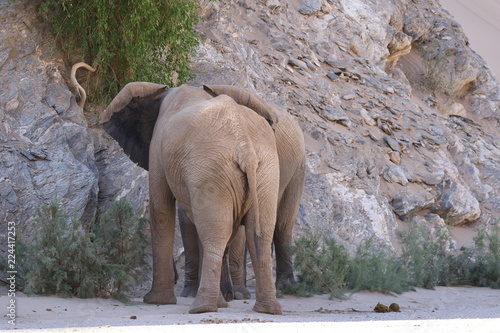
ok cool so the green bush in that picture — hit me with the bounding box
[347,237,410,295]
[399,223,451,289]
[18,200,149,301]
[288,222,500,299]
[38,0,200,101]
[286,233,350,298]
[92,200,150,301]
[440,225,500,288]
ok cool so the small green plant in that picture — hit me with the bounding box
[445,225,500,289]
[38,0,200,101]
[17,201,102,297]
[18,200,149,301]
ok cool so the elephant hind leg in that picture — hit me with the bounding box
[188,243,227,314]
[244,207,282,315]
[188,203,233,314]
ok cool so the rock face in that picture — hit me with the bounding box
[191,0,500,248]
[1,0,499,252]
[0,1,148,240]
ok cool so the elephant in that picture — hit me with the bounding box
[180,85,306,300]
[101,83,283,315]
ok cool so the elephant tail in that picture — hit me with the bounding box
[245,158,263,261]
[237,140,262,261]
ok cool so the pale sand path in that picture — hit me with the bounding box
[2,286,500,332]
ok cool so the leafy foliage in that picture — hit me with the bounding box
[285,233,349,298]
[288,222,500,299]
[348,237,410,295]
[38,0,199,101]
[399,223,451,289]
[92,200,150,301]
[17,200,149,301]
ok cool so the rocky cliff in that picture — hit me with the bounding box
[0,0,149,238]
[1,0,499,252]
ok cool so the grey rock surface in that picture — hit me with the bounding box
[1,0,499,254]
[192,0,500,248]
[0,1,148,243]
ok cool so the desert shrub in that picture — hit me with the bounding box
[288,222,500,299]
[286,233,350,298]
[38,0,199,101]
[441,225,500,289]
[17,200,149,301]
[17,202,102,297]
[399,223,451,289]
[347,237,411,295]
[92,200,150,301]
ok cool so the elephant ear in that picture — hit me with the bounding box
[203,85,279,127]
[101,82,169,170]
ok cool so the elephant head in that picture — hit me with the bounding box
[101,82,169,170]
[203,85,279,127]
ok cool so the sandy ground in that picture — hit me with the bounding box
[440,0,500,79]
[2,286,500,332]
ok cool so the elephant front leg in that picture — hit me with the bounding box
[229,225,251,299]
[143,191,177,305]
[220,247,234,301]
[178,206,200,298]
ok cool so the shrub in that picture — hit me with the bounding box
[288,222,500,299]
[347,237,411,295]
[17,201,102,297]
[286,233,350,298]
[38,0,200,101]
[444,225,500,289]
[399,223,451,289]
[18,200,149,301]
[92,200,150,301]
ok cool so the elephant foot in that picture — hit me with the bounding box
[189,297,218,314]
[253,299,282,315]
[222,291,234,302]
[217,293,229,308]
[144,290,177,305]
[233,286,251,300]
[276,275,296,292]
[180,283,199,298]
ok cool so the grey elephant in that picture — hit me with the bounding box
[101,83,282,314]
[180,86,306,301]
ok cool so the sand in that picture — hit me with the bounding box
[2,285,500,332]
[440,0,500,79]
